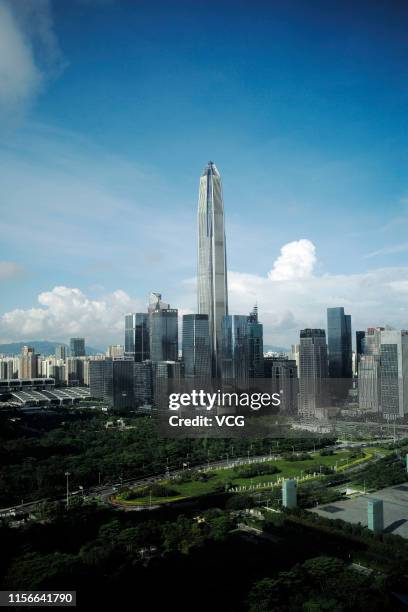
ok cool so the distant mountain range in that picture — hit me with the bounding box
[0,340,290,358]
[264,344,290,354]
[0,341,104,357]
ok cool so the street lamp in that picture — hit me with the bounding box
[65,471,70,509]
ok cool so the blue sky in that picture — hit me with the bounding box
[1,0,408,347]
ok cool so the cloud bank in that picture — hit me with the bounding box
[1,242,408,348]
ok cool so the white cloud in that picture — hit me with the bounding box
[0,286,145,347]
[268,239,316,281]
[227,263,408,347]
[0,0,65,116]
[0,0,41,112]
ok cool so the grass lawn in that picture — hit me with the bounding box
[114,447,389,507]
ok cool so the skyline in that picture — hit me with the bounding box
[1,0,408,346]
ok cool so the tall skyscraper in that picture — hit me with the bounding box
[380,329,408,418]
[70,337,85,357]
[358,327,383,413]
[247,305,264,379]
[221,315,249,389]
[182,314,211,383]
[125,313,150,361]
[327,307,352,379]
[149,293,178,362]
[299,329,328,416]
[197,162,228,377]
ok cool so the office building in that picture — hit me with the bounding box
[264,356,298,414]
[221,315,249,388]
[247,306,264,379]
[299,329,328,416]
[134,360,153,407]
[149,294,178,362]
[355,330,365,373]
[89,359,135,410]
[182,314,211,383]
[65,357,84,386]
[125,313,150,361]
[70,337,85,357]
[358,354,381,413]
[197,162,228,377]
[380,329,408,418]
[153,361,182,409]
[327,308,352,399]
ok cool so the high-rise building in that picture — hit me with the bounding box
[358,327,383,413]
[65,357,84,386]
[153,361,182,409]
[264,356,298,414]
[197,162,228,377]
[247,306,264,379]
[358,355,381,413]
[355,330,366,373]
[380,329,408,418]
[125,313,150,361]
[55,345,67,360]
[134,360,153,407]
[299,329,328,416]
[182,314,211,383]
[221,315,249,389]
[327,307,352,380]
[19,346,38,379]
[89,359,135,410]
[107,344,125,359]
[149,294,178,362]
[0,358,18,380]
[70,337,85,357]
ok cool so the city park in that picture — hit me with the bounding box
[113,445,391,508]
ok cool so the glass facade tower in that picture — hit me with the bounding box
[125,313,150,361]
[380,329,408,417]
[149,296,178,362]
[221,315,249,389]
[182,314,211,383]
[70,337,85,357]
[299,328,328,416]
[197,162,228,377]
[327,307,352,379]
[247,305,264,378]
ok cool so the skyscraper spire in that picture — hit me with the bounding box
[197,161,228,377]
